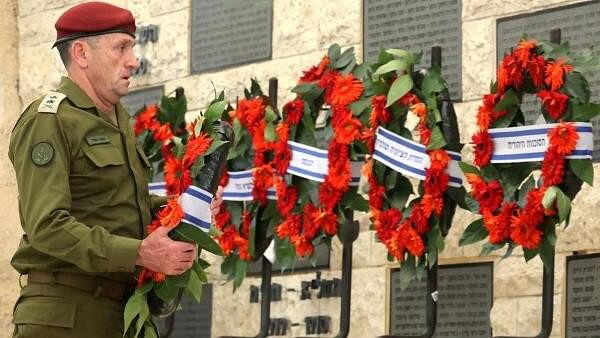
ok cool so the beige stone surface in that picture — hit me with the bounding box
[273,0,361,59]
[463,0,588,21]
[0,0,22,336]
[462,18,496,101]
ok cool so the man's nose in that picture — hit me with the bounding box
[127,54,141,72]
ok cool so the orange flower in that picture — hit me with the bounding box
[158,198,184,228]
[237,98,265,128]
[134,104,158,136]
[410,102,427,122]
[399,223,425,257]
[537,90,568,120]
[528,55,546,88]
[510,211,543,249]
[428,149,450,172]
[299,56,330,83]
[370,95,390,128]
[328,74,364,106]
[152,272,166,283]
[334,115,363,144]
[541,149,565,187]
[315,209,338,235]
[471,130,494,167]
[283,98,304,125]
[291,235,314,257]
[421,193,443,217]
[548,122,579,156]
[182,133,212,168]
[153,123,174,143]
[514,39,538,67]
[544,58,573,91]
[497,54,523,93]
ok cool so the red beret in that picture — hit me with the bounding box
[53,2,136,47]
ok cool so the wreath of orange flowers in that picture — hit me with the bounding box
[461,38,600,265]
[362,49,463,285]
[273,44,370,258]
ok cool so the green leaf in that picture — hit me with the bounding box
[480,242,505,256]
[569,159,594,186]
[518,175,536,207]
[386,74,414,107]
[427,226,443,266]
[187,269,203,302]
[373,59,410,77]
[494,89,519,112]
[427,126,447,150]
[491,107,518,128]
[204,139,228,157]
[389,189,409,210]
[572,103,600,121]
[398,255,417,290]
[275,238,296,270]
[134,296,150,338]
[563,72,590,104]
[265,106,278,122]
[123,292,144,334]
[458,219,488,246]
[264,122,276,142]
[233,259,248,291]
[169,270,191,287]
[421,68,446,96]
[459,161,480,175]
[248,220,256,257]
[386,48,413,61]
[555,188,571,223]
[144,323,159,338]
[155,278,180,302]
[328,44,341,61]
[523,248,538,262]
[204,100,227,123]
[464,193,480,213]
[350,98,371,116]
[345,193,369,212]
[174,222,223,256]
[542,186,558,209]
[538,230,556,270]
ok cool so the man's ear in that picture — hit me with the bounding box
[70,40,89,69]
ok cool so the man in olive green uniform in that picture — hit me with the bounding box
[10,2,209,337]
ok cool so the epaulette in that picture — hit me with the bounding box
[37,91,67,114]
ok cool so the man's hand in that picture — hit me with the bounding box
[135,226,197,275]
[211,186,224,223]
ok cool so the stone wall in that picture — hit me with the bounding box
[0,0,21,335]
[2,0,598,337]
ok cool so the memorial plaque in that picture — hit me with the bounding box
[155,284,213,338]
[121,85,164,117]
[389,263,492,337]
[191,0,272,73]
[497,1,600,161]
[566,253,600,338]
[363,0,462,100]
[248,242,330,275]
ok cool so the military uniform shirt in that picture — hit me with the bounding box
[9,77,158,281]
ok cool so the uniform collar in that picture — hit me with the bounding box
[57,76,96,109]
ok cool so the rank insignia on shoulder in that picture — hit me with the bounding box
[38,91,67,114]
[31,142,55,166]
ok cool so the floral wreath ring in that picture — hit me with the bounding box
[462,38,599,266]
[364,48,464,284]
[273,44,371,258]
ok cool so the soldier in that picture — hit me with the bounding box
[9,2,220,337]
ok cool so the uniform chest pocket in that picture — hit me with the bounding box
[82,145,125,168]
